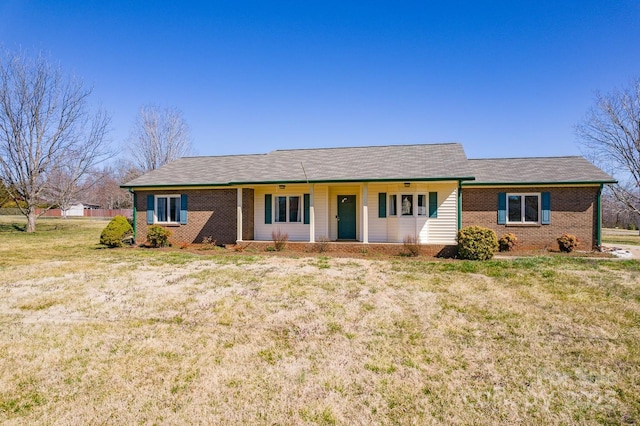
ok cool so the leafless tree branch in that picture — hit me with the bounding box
[0,49,112,231]
[127,104,191,172]
[577,77,640,226]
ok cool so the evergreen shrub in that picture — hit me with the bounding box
[99,215,133,248]
[457,226,498,260]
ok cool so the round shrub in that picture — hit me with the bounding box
[100,215,133,248]
[146,225,172,248]
[457,226,498,260]
[498,233,517,252]
[557,233,579,252]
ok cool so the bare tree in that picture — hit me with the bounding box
[0,180,10,207]
[0,49,111,231]
[577,78,640,223]
[44,165,98,218]
[81,163,135,209]
[127,105,191,172]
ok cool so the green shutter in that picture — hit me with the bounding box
[378,193,387,218]
[265,194,272,224]
[180,194,188,225]
[146,195,154,224]
[541,192,551,224]
[303,194,310,224]
[497,192,506,224]
[429,192,438,218]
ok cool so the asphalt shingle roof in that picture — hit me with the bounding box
[121,144,616,188]
[122,143,474,187]
[466,157,616,185]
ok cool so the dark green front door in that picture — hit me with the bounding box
[337,195,356,240]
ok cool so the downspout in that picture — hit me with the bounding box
[130,189,137,241]
[596,184,603,248]
[457,181,462,231]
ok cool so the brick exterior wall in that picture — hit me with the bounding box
[134,188,255,245]
[462,186,599,250]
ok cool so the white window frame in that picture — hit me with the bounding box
[389,193,428,217]
[155,195,181,224]
[507,193,541,224]
[417,194,427,216]
[274,195,303,223]
[401,194,413,216]
[389,194,397,216]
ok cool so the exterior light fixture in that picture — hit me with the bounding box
[278,185,286,190]
[404,182,410,187]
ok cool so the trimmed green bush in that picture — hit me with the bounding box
[557,233,579,252]
[456,226,498,260]
[147,225,172,248]
[99,215,133,248]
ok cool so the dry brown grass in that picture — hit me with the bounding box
[603,228,640,246]
[1,217,639,424]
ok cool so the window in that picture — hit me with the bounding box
[289,196,301,222]
[507,193,539,223]
[389,194,397,216]
[276,196,287,222]
[155,195,181,223]
[417,195,426,216]
[401,195,413,215]
[275,195,302,223]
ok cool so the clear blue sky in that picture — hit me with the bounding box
[1,1,639,160]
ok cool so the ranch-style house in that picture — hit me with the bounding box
[122,143,615,253]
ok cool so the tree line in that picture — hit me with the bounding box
[1,48,638,232]
[0,49,191,231]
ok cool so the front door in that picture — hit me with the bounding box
[337,195,356,240]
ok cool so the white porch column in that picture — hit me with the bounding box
[362,183,369,244]
[309,184,315,243]
[236,187,243,242]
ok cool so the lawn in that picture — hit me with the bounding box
[1,217,639,424]
[602,228,640,246]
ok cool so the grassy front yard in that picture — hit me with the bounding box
[1,217,639,424]
[603,228,640,246]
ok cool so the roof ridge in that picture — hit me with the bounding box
[271,142,460,153]
[470,155,584,161]
[180,153,268,159]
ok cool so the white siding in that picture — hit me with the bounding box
[426,185,458,244]
[366,182,458,244]
[312,185,329,240]
[253,184,329,242]
[252,182,458,244]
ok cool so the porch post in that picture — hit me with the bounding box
[363,183,369,243]
[596,184,603,247]
[309,184,315,243]
[457,182,463,231]
[236,187,243,242]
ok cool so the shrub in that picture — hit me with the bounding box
[146,225,172,248]
[272,228,288,251]
[402,234,421,257]
[498,233,517,252]
[200,236,217,250]
[456,226,498,260]
[99,215,133,248]
[557,233,579,253]
[314,236,330,253]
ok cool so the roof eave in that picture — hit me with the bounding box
[461,179,618,187]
